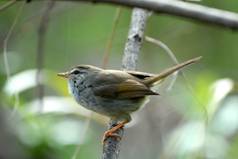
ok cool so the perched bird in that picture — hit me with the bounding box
[58,56,201,142]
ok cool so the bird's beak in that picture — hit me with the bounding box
[57,72,69,78]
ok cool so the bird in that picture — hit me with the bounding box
[57,56,201,142]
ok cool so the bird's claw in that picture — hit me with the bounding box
[102,131,122,144]
[101,120,128,144]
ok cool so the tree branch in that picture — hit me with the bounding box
[0,0,16,12]
[36,0,55,112]
[102,8,150,159]
[55,0,238,30]
[122,9,150,70]
[102,7,122,69]
[145,36,179,91]
[3,1,25,116]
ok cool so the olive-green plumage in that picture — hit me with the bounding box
[58,56,201,122]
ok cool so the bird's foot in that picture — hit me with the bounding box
[102,131,122,144]
[102,121,128,144]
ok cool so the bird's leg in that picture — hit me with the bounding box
[102,120,128,143]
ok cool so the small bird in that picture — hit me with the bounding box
[57,56,201,142]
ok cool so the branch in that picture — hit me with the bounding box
[145,36,208,123]
[122,9,150,70]
[36,0,55,112]
[102,8,150,159]
[0,0,16,12]
[3,1,25,116]
[145,36,179,91]
[60,0,238,30]
[102,7,122,68]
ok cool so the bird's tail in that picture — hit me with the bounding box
[144,56,202,86]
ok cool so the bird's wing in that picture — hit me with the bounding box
[126,70,155,80]
[93,78,158,99]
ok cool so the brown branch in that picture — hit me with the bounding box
[36,0,55,112]
[0,0,16,12]
[51,0,238,30]
[102,8,150,159]
[102,7,122,69]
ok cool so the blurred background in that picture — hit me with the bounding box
[0,0,238,159]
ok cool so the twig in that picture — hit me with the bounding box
[145,36,179,65]
[145,36,208,123]
[145,36,179,91]
[102,8,150,159]
[36,0,55,112]
[102,7,122,68]
[59,0,238,30]
[0,0,16,12]
[3,1,25,116]
[71,115,92,159]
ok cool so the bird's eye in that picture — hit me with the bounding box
[72,70,80,75]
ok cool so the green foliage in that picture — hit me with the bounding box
[1,1,238,159]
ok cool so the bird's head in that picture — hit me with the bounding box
[57,65,101,81]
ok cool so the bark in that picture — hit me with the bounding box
[102,8,150,159]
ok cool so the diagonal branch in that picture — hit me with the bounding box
[36,0,55,112]
[145,36,208,123]
[0,0,16,12]
[56,0,238,30]
[102,7,122,68]
[102,8,150,159]
[145,36,179,91]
